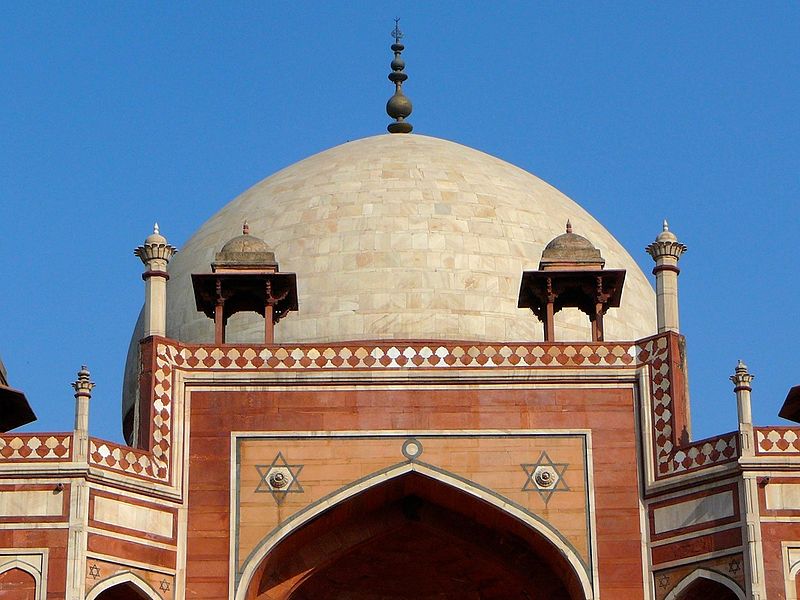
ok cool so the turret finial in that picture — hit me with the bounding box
[386,18,413,134]
[243,220,250,235]
[154,222,160,235]
[663,219,669,232]
[71,365,95,397]
[730,359,754,390]
[566,220,572,234]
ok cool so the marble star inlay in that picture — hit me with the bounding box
[521,451,569,505]
[657,573,670,590]
[255,451,304,504]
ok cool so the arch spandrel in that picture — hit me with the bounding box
[235,432,594,580]
[85,571,163,600]
[232,436,593,600]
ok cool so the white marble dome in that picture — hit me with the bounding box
[123,134,658,435]
[162,134,656,345]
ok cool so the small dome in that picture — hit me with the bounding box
[219,233,272,256]
[655,220,678,243]
[144,223,167,245]
[540,222,604,269]
[212,223,277,270]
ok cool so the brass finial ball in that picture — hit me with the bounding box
[387,93,412,120]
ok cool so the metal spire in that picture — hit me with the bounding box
[386,18,413,134]
[392,17,403,44]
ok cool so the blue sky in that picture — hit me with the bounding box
[1,3,798,442]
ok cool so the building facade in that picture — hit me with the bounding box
[1,108,799,598]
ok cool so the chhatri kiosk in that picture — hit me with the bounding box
[2,27,800,600]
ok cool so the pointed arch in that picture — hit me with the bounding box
[664,568,745,600]
[235,462,594,599]
[0,560,40,600]
[85,571,161,600]
[0,558,41,583]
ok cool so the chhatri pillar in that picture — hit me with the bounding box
[134,224,177,338]
[646,220,687,333]
[192,222,298,345]
[71,365,94,462]
[518,221,626,342]
[731,359,755,457]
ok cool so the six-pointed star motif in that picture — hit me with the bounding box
[255,451,304,504]
[728,557,742,575]
[657,573,670,590]
[521,451,569,504]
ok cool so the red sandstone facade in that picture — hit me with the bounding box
[3,323,799,598]
[1,158,798,600]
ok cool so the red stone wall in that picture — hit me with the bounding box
[186,384,644,598]
[0,568,36,599]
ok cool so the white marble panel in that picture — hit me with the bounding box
[766,484,800,510]
[0,490,62,518]
[93,496,173,538]
[653,491,735,534]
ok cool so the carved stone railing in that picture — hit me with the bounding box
[0,433,71,461]
[755,427,800,455]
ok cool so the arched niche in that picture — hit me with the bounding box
[0,565,37,599]
[86,572,161,600]
[238,466,592,599]
[664,568,744,600]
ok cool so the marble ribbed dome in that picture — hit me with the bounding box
[123,134,657,433]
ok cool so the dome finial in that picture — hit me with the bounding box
[566,220,572,234]
[386,18,413,134]
[243,220,250,235]
[663,219,669,232]
[153,222,160,235]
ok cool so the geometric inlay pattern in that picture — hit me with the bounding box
[0,333,741,488]
[167,342,637,370]
[89,441,162,480]
[755,427,800,455]
[85,342,178,483]
[522,451,569,505]
[638,336,738,479]
[656,572,670,590]
[728,556,742,575]
[0,434,71,460]
[255,452,304,504]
